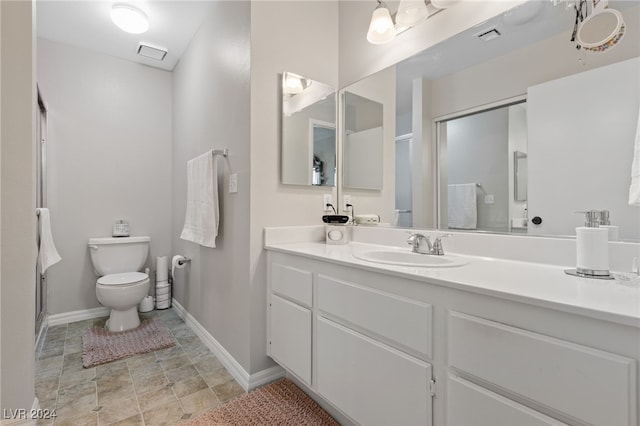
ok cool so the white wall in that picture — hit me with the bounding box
[172,1,252,371]
[37,39,172,314]
[250,1,339,374]
[1,0,36,411]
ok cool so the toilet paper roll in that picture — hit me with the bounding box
[156,256,168,282]
[156,287,170,296]
[172,255,187,279]
[576,227,609,273]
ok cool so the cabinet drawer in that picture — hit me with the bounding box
[317,275,432,358]
[448,312,636,425]
[447,375,567,426]
[317,317,432,426]
[271,262,312,307]
[269,294,311,385]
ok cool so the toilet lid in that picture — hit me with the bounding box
[98,272,148,286]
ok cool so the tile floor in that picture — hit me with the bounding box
[34,308,246,425]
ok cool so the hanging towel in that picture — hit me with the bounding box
[629,108,640,206]
[448,184,478,229]
[180,150,219,248]
[36,208,62,273]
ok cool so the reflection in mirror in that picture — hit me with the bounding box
[514,151,527,203]
[281,72,336,186]
[438,101,527,234]
[343,92,383,190]
[339,1,639,240]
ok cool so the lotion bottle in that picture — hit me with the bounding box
[575,210,610,277]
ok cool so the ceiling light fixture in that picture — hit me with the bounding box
[367,1,397,44]
[111,4,149,34]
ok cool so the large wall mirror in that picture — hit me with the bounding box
[339,1,639,241]
[282,72,337,186]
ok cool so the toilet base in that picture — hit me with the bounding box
[106,306,141,332]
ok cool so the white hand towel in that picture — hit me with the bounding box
[180,150,219,248]
[629,108,640,206]
[37,208,62,273]
[447,183,478,229]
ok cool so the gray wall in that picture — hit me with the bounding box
[37,39,173,314]
[1,0,36,411]
[171,1,252,371]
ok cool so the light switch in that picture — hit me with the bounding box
[228,173,238,193]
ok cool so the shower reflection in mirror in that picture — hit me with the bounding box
[438,101,528,234]
[281,72,337,187]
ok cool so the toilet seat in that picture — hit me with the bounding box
[97,272,148,287]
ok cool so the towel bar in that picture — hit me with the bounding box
[212,149,228,158]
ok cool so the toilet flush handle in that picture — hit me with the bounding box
[88,245,98,250]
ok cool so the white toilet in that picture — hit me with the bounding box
[88,236,151,332]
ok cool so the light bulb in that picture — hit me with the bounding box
[367,3,396,44]
[396,0,428,27]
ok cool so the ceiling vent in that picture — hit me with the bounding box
[137,43,167,61]
[475,27,501,42]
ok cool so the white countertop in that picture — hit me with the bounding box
[265,241,640,328]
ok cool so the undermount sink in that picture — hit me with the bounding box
[353,250,468,268]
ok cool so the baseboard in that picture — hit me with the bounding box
[172,298,285,391]
[47,306,110,326]
[0,398,39,425]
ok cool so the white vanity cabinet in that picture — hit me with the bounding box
[267,262,313,385]
[266,249,639,426]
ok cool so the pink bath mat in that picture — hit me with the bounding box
[82,319,175,368]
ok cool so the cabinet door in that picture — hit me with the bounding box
[317,316,432,425]
[447,375,567,426]
[269,294,311,385]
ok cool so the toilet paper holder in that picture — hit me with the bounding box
[178,257,191,266]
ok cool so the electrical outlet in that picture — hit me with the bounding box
[484,194,494,204]
[323,194,333,212]
[343,194,352,211]
[228,173,238,193]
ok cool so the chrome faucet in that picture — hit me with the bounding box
[407,233,451,255]
[407,233,432,254]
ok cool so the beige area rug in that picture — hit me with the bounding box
[82,319,175,368]
[185,378,339,426]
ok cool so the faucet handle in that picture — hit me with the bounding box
[432,233,451,255]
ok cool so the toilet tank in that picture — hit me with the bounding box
[88,236,150,276]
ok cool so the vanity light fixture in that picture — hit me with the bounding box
[283,72,311,95]
[367,0,397,44]
[111,4,149,34]
[396,0,429,27]
[367,0,444,45]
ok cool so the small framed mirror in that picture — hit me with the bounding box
[281,72,336,187]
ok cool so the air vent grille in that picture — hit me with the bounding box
[137,44,167,61]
